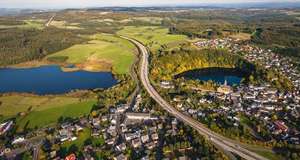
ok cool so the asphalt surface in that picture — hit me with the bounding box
[122,36,269,160]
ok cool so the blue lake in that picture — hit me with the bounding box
[176,67,248,86]
[0,65,118,95]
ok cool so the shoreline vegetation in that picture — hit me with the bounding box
[2,60,112,73]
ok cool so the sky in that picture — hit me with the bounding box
[0,0,299,9]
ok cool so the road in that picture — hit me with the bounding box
[122,36,269,160]
[45,14,55,27]
[32,145,40,160]
[4,136,44,160]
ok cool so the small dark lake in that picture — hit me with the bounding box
[0,65,118,95]
[176,67,249,86]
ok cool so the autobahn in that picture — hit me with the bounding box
[121,36,269,160]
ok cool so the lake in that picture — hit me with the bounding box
[0,65,118,95]
[176,67,248,86]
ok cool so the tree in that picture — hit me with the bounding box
[84,138,92,146]
[68,144,79,154]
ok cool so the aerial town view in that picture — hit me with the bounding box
[0,0,300,160]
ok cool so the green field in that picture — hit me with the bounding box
[117,26,188,51]
[16,100,96,130]
[49,20,82,30]
[0,20,45,29]
[0,95,96,129]
[47,34,136,74]
[255,150,283,160]
[62,128,91,149]
[132,17,163,25]
[0,95,92,116]
[61,128,105,154]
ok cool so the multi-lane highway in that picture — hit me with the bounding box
[122,36,269,160]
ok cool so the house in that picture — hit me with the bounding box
[107,125,117,137]
[75,124,83,132]
[125,133,137,141]
[59,129,71,142]
[0,121,13,135]
[151,133,159,141]
[116,104,129,113]
[114,154,128,160]
[132,138,142,148]
[50,151,57,158]
[106,138,115,145]
[126,112,157,121]
[145,142,156,150]
[91,129,100,137]
[92,118,101,128]
[141,135,150,143]
[217,80,233,94]
[274,121,289,133]
[160,81,175,89]
[65,154,76,160]
[116,143,127,152]
[12,137,25,144]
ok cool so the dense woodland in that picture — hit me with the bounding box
[0,27,85,65]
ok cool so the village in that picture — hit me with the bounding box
[1,38,300,159]
[160,38,300,145]
[0,93,204,160]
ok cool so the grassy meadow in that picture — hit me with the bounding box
[49,20,82,30]
[47,34,136,74]
[0,20,45,29]
[0,95,96,130]
[117,26,188,52]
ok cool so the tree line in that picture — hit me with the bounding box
[0,27,85,66]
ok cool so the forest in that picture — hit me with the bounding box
[0,27,85,65]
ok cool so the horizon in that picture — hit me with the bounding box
[1,0,300,9]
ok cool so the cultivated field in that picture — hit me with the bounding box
[0,19,45,29]
[47,34,136,74]
[49,20,82,30]
[117,26,188,52]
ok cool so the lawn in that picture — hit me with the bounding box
[61,128,105,154]
[117,26,188,52]
[62,128,91,149]
[47,34,136,74]
[16,100,96,130]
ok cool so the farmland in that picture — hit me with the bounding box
[47,34,137,74]
[0,94,97,130]
[117,26,188,52]
[0,19,45,29]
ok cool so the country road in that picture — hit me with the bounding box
[122,36,269,160]
[45,14,55,27]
